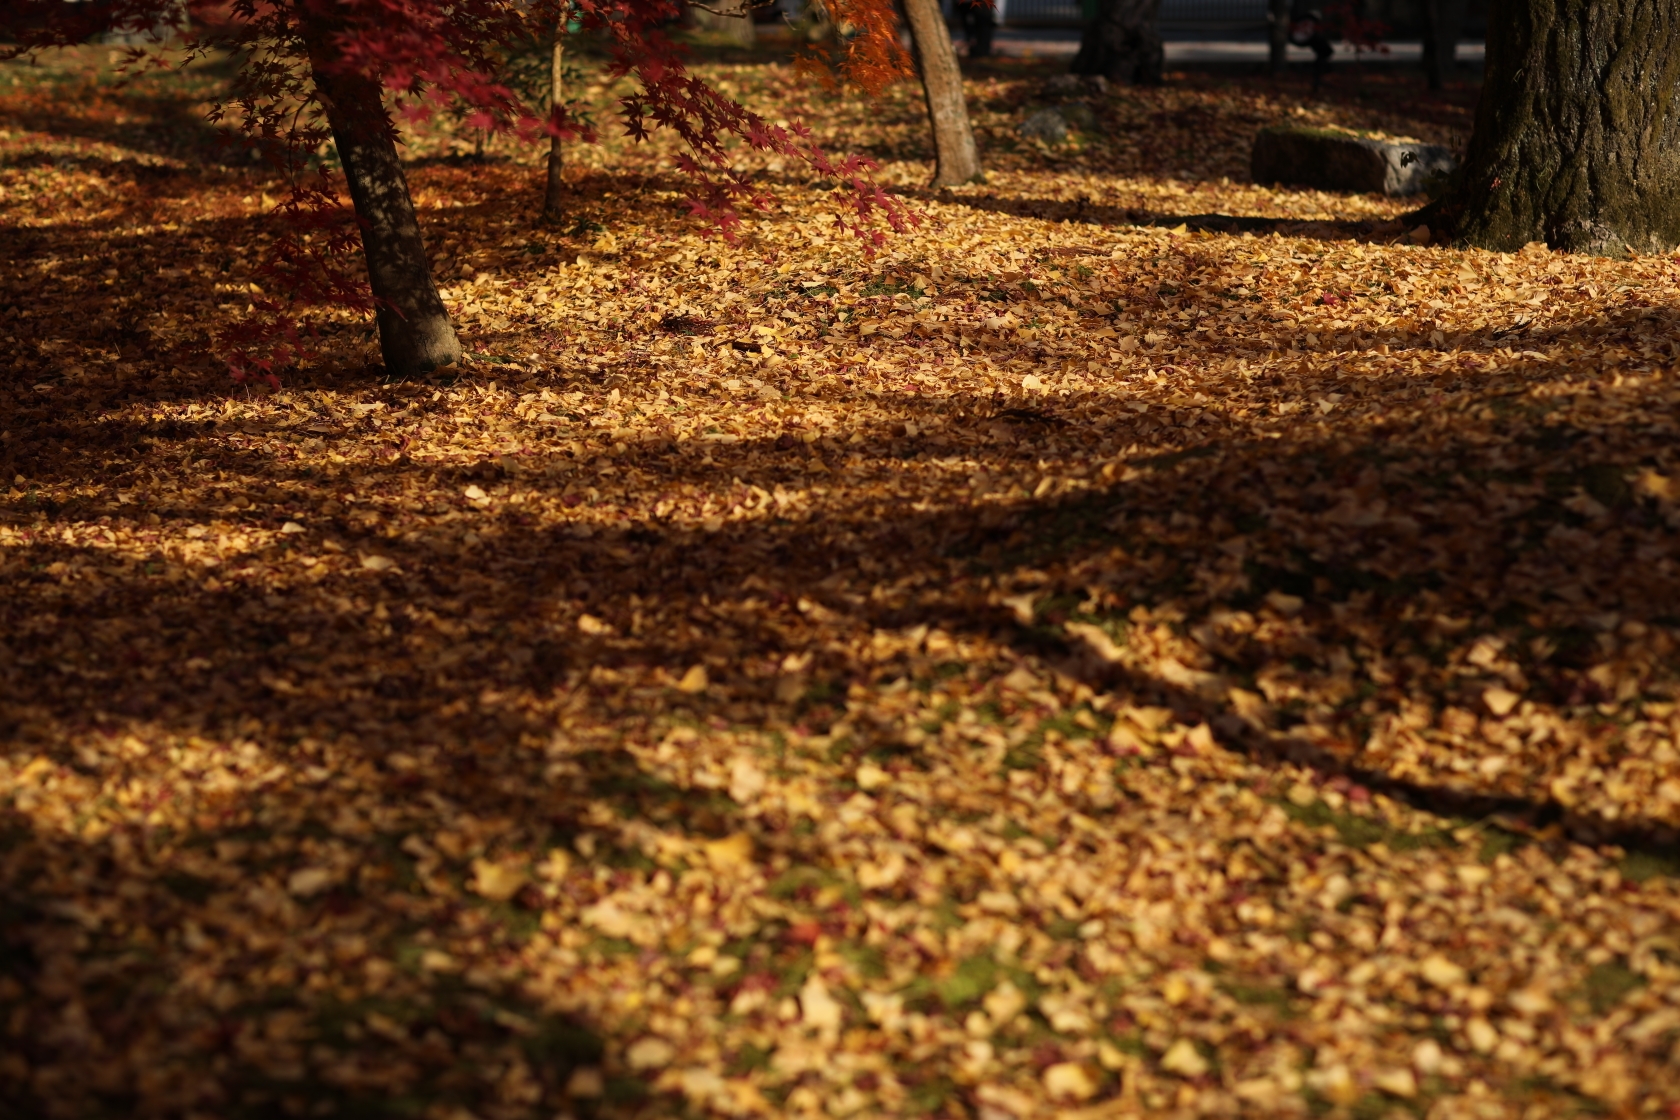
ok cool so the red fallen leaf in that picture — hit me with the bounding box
[733,973,777,994]
[1028,1042,1065,1070]
[785,920,823,946]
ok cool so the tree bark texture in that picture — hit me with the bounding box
[1267,0,1291,75]
[901,0,983,187]
[1422,0,1680,255]
[543,24,566,223]
[299,15,461,375]
[1072,0,1162,86]
[690,0,756,46]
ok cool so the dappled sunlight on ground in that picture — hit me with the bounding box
[3,44,1679,1120]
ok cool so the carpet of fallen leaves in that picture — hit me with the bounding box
[4,41,1680,1120]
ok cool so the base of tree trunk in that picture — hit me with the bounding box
[304,25,461,377]
[902,0,983,187]
[542,142,565,225]
[1416,0,1680,256]
[374,306,463,377]
[1072,0,1163,85]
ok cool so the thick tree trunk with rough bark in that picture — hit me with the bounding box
[1267,0,1290,75]
[542,24,566,223]
[690,0,756,46]
[1072,0,1162,86]
[300,17,461,375]
[1419,0,1680,255]
[902,0,983,187]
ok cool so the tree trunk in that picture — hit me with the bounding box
[1071,0,1162,85]
[542,21,566,223]
[299,17,461,375]
[1420,0,1462,91]
[958,0,995,58]
[691,0,757,46]
[902,0,983,187]
[1267,0,1291,75]
[1418,0,1680,255]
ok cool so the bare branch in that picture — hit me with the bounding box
[683,0,782,17]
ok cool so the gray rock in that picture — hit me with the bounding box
[1020,108,1069,145]
[1059,102,1098,132]
[1251,126,1457,197]
[1045,74,1109,97]
[1019,101,1099,144]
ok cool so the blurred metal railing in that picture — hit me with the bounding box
[991,0,1271,31]
[1159,0,1271,34]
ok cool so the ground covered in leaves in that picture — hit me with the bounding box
[4,41,1680,1120]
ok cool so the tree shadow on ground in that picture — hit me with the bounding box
[13,354,1680,829]
[0,54,249,168]
[6,373,1680,834]
[910,187,1406,245]
[0,798,612,1115]
[6,329,1680,1110]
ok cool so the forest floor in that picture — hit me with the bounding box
[4,38,1680,1120]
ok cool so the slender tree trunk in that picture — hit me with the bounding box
[299,17,461,375]
[542,16,566,223]
[1420,0,1461,91]
[691,0,757,46]
[902,0,983,187]
[1267,0,1291,76]
[1071,0,1162,85]
[1417,0,1680,255]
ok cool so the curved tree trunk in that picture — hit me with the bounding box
[1419,0,1680,255]
[1267,0,1291,76]
[902,0,983,187]
[1071,0,1162,86]
[299,17,461,375]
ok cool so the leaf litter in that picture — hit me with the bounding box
[3,45,1680,1120]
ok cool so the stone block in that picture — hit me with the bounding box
[1045,74,1109,97]
[1020,108,1069,144]
[1251,126,1457,197]
[1020,102,1098,144]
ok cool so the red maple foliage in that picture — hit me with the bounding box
[1323,2,1390,57]
[3,0,915,380]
